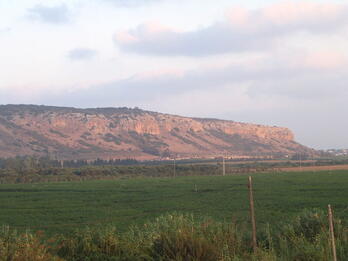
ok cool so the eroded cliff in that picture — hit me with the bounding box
[0,105,311,159]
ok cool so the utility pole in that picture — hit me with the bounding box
[173,157,176,178]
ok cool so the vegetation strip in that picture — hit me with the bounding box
[1,210,348,260]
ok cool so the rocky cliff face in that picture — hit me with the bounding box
[0,105,311,160]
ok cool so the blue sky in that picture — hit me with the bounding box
[1,0,348,149]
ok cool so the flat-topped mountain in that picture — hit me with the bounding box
[0,105,312,160]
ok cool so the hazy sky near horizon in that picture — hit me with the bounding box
[1,0,348,149]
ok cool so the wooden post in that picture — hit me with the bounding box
[248,176,257,252]
[222,157,226,176]
[328,204,337,261]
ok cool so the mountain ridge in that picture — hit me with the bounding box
[0,104,313,160]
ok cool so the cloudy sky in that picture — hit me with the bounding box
[1,0,348,149]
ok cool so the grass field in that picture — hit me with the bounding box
[0,170,347,236]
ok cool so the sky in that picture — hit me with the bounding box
[1,0,348,149]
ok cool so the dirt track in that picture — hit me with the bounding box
[278,164,348,172]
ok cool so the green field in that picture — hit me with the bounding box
[0,170,347,235]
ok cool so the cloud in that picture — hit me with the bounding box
[114,2,348,56]
[114,22,270,56]
[104,0,162,7]
[68,48,98,61]
[0,27,11,34]
[27,4,70,24]
[40,50,348,109]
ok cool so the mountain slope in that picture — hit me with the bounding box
[0,105,312,160]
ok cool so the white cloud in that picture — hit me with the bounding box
[68,48,98,60]
[27,4,70,24]
[103,0,163,7]
[0,27,11,34]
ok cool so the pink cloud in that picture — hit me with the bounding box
[226,7,250,27]
[115,21,176,45]
[114,1,348,56]
[302,51,346,70]
[135,68,185,79]
[261,2,345,26]
[225,2,348,32]
[115,31,139,44]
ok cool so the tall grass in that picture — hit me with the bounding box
[0,226,62,261]
[1,209,347,260]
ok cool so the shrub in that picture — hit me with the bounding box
[1,210,348,260]
[0,226,62,261]
[274,209,348,261]
[56,226,152,261]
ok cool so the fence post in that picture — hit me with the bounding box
[222,156,225,176]
[328,204,337,261]
[248,176,257,253]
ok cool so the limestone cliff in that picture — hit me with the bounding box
[0,105,312,160]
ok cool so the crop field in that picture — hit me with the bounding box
[0,170,348,236]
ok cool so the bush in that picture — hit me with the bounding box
[56,226,152,261]
[0,226,62,261]
[1,210,348,260]
[274,209,348,261]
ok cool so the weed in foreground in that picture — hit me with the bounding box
[1,209,348,261]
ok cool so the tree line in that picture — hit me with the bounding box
[0,156,139,170]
